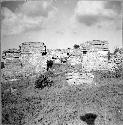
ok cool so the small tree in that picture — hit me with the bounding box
[1,62,5,69]
[73,44,80,49]
[107,50,111,60]
[35,74,53,89]
[113,47,120,55]
[47,60,53,71]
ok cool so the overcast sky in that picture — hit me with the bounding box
[1,0,123,52]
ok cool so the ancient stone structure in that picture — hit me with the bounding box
[19,42,46,54]
[19,42,47,66]
[2,49,21,69]
[65,71,94,86]
[1,42,48,79]
[80,40,109,54]
[2,40,122,81]
[82,51,109,72]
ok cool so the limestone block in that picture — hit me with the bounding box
[20,42,46,54]
[65,71,94,86]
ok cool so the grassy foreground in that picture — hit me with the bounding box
[1,63,123,125]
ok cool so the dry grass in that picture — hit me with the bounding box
[1,63,123,125]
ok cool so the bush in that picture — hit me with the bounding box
[73,44,80,49]
[1,62,5,69]
[35,74,53,89]
[47,60,53,71]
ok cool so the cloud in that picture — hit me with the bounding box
[1,1,56,36]
[104,1,122,14]
[56,30,64,35]
[18,1,53,17]
[74,1,122,28]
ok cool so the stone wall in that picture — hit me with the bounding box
[82,51,109,72]
[80,40,109,53]
[19,42,48,74]
[2,49,20,59]
[2,49,22,69]
[2,42,48,79]
[2,41,123,82]
[19,42,46,54]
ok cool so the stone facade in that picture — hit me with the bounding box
[2,49,21,69]
[2,49,20,59]
[80,40,109,54]
[2,42,48,79]
[19,42,46,54]
[19,42,47,73]
[2,40,122,81]
[19,42,46,64]
[82,51,108,72]
[65,71,94,86]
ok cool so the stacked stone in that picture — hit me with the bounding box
[19,42,46,54]
[19,42,47,74]
[82,51,109,72]
[65,71,94,86]
[2,49,21,69]
[67,55,82,66]
[80,40,109,52]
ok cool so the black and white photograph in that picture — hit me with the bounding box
[1,0,123,125]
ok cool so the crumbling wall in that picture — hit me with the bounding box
[67,55,82,65]
[19,42,46,54]
[65,71,94,86]
[2,49,22,69]
[19,42,48,74]
[82,51,109,72]
[80,40,109,53]
[1,42,48,80]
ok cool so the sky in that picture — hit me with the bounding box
[1,0,123,52]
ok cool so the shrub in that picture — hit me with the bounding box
[1,62,5,69]
[35,74,53,89]
[47,60,53,71]
[73,44,80,49]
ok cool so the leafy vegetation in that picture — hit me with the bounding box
[35,74,54,89]
[47,60,53,71]
[73,44,80,49]
[1,62,5,69]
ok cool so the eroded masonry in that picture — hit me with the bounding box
[1,40,123,83]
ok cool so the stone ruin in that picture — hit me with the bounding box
[80,40,109,53]
[19,42,46,54]
[1,40,123,83]
[2,48,21,69]
[19,42,46,66]
[65,40,122,86]
[1,42,48,80]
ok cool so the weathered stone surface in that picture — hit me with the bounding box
[2,48,22,69]
[65,71,94,86]
[82,51,108,72]
[2,48,20,59]
[67,55,82,66]
[80,40,109,52]
[19,42,46,54]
